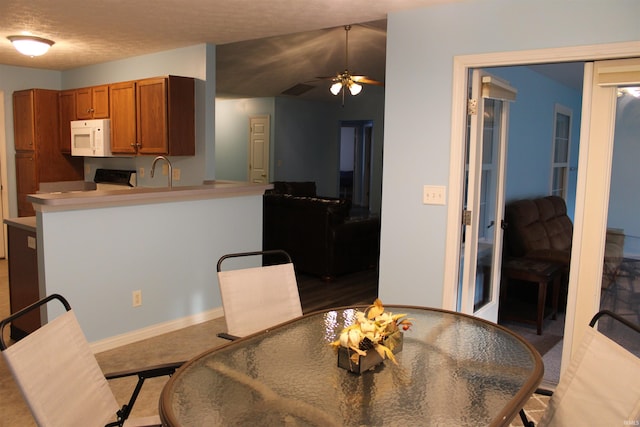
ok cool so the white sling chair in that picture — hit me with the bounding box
[216,250,303,340]
[0,294,183,427]
[520,310,640,426]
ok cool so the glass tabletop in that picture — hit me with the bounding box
[160,306,543,426]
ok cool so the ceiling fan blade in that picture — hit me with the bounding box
[315,75,338,81]
[352,76,384,86]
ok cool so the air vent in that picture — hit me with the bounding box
[281,83,315,96]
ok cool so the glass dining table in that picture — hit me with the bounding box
[159,305,543,426]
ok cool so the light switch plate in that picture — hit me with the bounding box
[423,185,446,205]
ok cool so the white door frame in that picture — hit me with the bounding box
[443,42,640,372]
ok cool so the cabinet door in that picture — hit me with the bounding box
[15,152,37,217]
[59,90,76,153]
[92,85,110,118]
[137,77,168,155]
[76,87,93,119]
[7,225,40,338]
[77,85,110,119]
[109,81,137,154]
[13,90,35,151]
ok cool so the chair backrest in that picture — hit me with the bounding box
[1,295,119,426]
[217,250,303,337]
[539,312,640,426]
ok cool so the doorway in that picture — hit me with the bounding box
[443,43,640,384]
[248,115,270,184]
[339,120,373,212]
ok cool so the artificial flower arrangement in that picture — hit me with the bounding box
[332,299,412,368]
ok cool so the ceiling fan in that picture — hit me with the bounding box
[318,25,384,103]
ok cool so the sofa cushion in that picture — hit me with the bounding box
[535,196,573,252]
[505,199,551,257]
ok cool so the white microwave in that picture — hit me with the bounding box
[71,119,111,157]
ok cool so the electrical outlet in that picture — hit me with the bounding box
[162,164,169,176]
[172,168,181,181]
[139,167,145,178]
[423,185,446,205]
[132,290,142,307]
[84,164,91,176]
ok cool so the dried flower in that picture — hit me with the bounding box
[331,299,412,364]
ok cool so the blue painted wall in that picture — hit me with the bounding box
[39,194,264,343]
[380,0,639,307]
[487,66,583,219]
[215,98,275,181]
[609,93,640,257]
[215,85,385,213]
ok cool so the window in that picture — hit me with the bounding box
[551,104,572,198]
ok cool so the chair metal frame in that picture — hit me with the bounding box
[0,294,184,427]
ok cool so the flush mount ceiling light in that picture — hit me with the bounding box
[7,35,55,57]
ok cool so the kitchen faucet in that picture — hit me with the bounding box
[150,156,172,188]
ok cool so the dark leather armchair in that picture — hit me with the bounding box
[263,182,380,279]
[504,195,625,286]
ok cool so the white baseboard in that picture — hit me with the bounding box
[90,306,225,354]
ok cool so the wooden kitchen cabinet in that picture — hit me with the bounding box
[5,218,40,340]
[76,85,109,119]
[13,89,85,217]
[15,152,37,216]
[110,75,195,156]
[59,89,77,153]
[109,81,137,155]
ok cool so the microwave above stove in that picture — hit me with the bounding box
[71,119,111,157]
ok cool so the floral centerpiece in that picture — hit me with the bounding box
[332,299,412,373]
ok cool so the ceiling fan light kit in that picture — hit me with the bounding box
[7,35,55,57]
[324,25,382,103]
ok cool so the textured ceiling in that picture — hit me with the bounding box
[1,0,582,101]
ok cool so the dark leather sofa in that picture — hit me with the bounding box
[263,182,380,279]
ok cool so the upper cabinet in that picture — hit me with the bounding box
[13,89,84,216]
[110,75,195,156]
[58,90,77,153]
[76,85,109,119]
[109,81,137,155]
[13,90,38,151]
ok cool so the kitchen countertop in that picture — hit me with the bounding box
[27,181,273,213]
[4,216,37,232]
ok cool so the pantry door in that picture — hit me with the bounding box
[458,70,517,322]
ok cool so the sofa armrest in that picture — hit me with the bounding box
[330,217,381,277]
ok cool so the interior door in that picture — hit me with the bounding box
[458,70,517,322]
[248,115,270,184]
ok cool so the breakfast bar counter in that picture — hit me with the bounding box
[25,180,272,346]
[27,180,271,212]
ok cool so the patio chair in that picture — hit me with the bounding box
[217,249,302,340]
[519,310,640,426]
[0,294,183,427]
